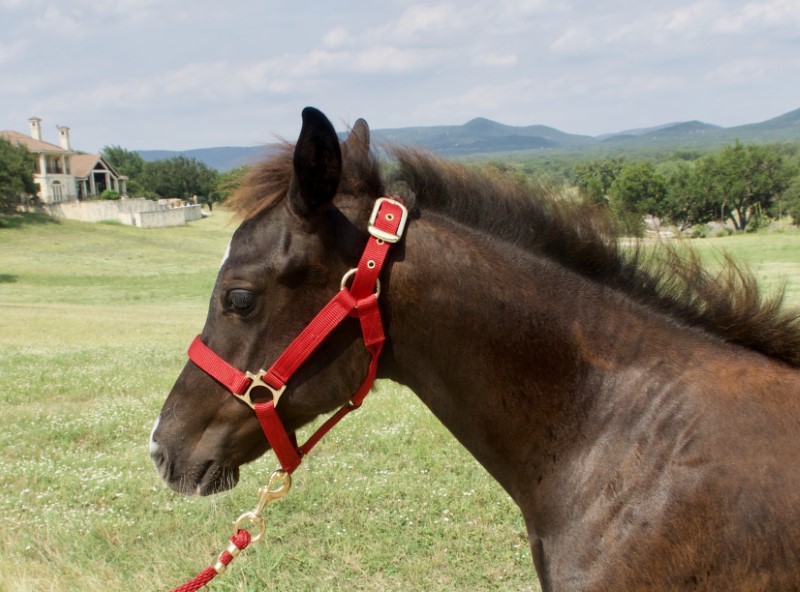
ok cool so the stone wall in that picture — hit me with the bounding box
[44,199,203,228]
[133,205,202,228]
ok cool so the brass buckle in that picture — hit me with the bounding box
[368,197,408,244]
[240,370,287,409]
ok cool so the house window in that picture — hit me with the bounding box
[52,180,63,202]
[47,155,64,175]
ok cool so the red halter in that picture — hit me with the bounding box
[187,197,408,474]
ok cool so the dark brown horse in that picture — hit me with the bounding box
[151,107,800,591]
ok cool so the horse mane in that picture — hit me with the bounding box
[227,142,800,368]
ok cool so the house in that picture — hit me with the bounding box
[0,117,127,204]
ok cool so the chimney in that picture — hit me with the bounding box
[58,126,71,151]
[29,117,42,141]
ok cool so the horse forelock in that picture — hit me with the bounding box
[225,140,800,368]
[225,142,295,222]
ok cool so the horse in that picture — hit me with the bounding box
[150,107,800,591]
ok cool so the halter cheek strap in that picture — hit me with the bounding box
[187,197,408,474]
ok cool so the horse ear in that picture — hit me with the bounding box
[289,107,342,217]
[343,118,370,166]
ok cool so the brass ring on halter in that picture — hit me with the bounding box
[340,268,381,298]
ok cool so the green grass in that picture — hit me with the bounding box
[2,213,799,591]
[689,229,800,307]
[0,212,535,592]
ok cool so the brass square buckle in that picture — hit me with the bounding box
[368,197,408,244]
[239,370,287,409]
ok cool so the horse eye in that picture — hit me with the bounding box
[225,289,257,316]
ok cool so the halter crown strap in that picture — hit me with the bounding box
[188,197,407,474]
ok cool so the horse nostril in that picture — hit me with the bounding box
[149,441,173,484]
[149,418,168,470]
[150,445,166,467]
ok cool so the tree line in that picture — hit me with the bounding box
[572,141,800,235]
[100,146,247,209]
[3,135,800,233]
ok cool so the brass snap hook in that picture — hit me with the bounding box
[233,469,292,543]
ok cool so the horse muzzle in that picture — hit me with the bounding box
[150,416,241,495]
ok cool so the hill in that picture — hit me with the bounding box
[137,145,277,170]
[371,117,595,155]
[135,107,800,170]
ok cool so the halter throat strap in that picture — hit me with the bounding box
[187,197,407,474]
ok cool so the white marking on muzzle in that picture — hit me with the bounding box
[149,415,161,456]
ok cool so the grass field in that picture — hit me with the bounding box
[1,212,799,591]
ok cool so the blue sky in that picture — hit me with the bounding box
[1,0,798,151]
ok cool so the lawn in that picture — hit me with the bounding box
[0,212,535,592]
[1,212,798,591]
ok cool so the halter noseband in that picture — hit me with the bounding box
[187,197,408,474]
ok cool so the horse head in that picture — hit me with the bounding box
[150,108,385,495]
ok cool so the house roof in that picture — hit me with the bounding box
[70,154,102,178]
[0,130,69,154]
[70,154,122,179]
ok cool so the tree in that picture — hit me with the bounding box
[658,160,716,230]
[101,145,145,178]
[101,145,147,196]
[0,137,37,212]
[573,157,626,205]
[785,175,800,225]
[608,161,668,216]
[693,141,793,231]
[141,156,218,201]
[607,161,667,236]
[211,165,250,210]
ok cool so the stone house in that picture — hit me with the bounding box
[0,117,127,204]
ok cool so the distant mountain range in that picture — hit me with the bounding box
[137,107,800,171]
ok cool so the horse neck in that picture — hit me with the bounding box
[380,212,693,505]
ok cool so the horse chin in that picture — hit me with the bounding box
[199,465,240,496]
[162,462,241,496]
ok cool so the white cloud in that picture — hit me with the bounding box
[363,2,469,47]
[714,0,800,33]
[3,0,798,149]
[34,5,80,33]
[472,52,518,68]
[596,73,688,98]
[322,26,353,49]
[0,0,29,8]
[352,46,444,73]
[0,39,26,64]
[392,3,463,36]
[658,1,721,35]
[550,26,596,54]
[706,58,771,84]
[414,78,547,122]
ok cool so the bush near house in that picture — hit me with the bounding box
[99,189,121,200]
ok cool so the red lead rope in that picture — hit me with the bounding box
[170,529,251,592]
[187,197,408,475]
